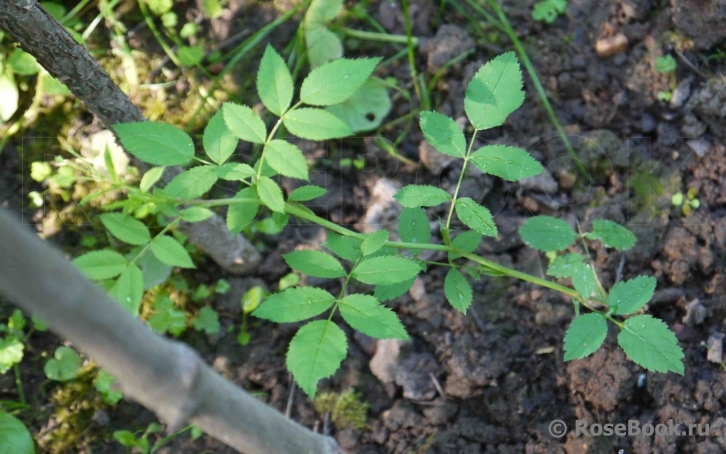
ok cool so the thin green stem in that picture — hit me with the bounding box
[401,0,426,109]
[137,0,183,68]
[13,364,26,405]
[445,129,479,231]
[333,26,418,45]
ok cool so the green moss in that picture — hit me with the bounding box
[313,389,369,430]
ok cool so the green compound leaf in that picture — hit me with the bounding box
[214,163,256,181]
[227,187,260,233]
[455,198,497,237]
[449,230,482,260]
[263,140,309,180]
[444,268,473,312]
[203,109,238,165]
[361,230,389,256]
[324,232,361,262]
[256,176,286,213]
[571,262,599,300]
[305,24,343,68]
[162,166,218,200]
[257,45,294,116]
[113,122,194,166]
[608,275,656,316]
[94,370,124,405]
[73,249,129,280]
[532,0,567,23]
[0,337,24,374]
[288,320,347,398]
[222,103,267,144]
[148,296,187,337]
[563,313,607,361]
[326,79,391,132]
[394,184,451,208]
[618,315,684,374]
[44,346,81,381]
[547,253,584,278]
[0,411,34,454]
[140,167,165,193]
[99,213,151,246]
[374,277,416,302]
[585,220,637,251]
[301,57,381,106]
[283,108,353,140]
[469,145,544,181]
[289,185,327,202]
[464,51,525,131]
[150,235,195,269]
[109,264,144,315]
[253,287,336,323]
[352,256,420,285]
[283,250,346,278]
[339,294,408,339]
[192,307,220,335]
[180,207,215,223]
[519,216,576,252]
[419,111,467,158]
[399,207,431,248]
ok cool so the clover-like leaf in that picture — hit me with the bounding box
[44,346,81,382]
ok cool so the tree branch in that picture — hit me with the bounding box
[0,0,261,274]
[0,208,344,454]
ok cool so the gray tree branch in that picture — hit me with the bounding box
[0,208,344,454]
[0,0,261,274]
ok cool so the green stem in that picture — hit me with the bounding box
[401,0,427,109]
[445,129,479,231]
[333,26,418,45]
[13,364,26,405]
[137,0,183,68]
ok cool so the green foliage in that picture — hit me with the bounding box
[374,278,416,302]
[7,49,41,76]
[109,264,144,315]
[0,410,35,454]
[464,52,525,130]
[394,185,451,208]
[0,336,24,374]
[444,269,473,312]
[563,313,607,360]
[326,79,391,132]
[339,294,408,339]
[287,320,347,397]
[655,55,677,73]
[546,253,584,278]
[263,140,309,180]
[617,315,684,374]
[72,250,129,280]
[398,208,431,251]
[324,233,362,262]
[313,389,369,430]
[352,256,420,285]
[419,111,467,158]
[607,276,656,315]
[304,0,344,67]
[519,216,576,252]
[223,103,267,144]
[282,108,353,140]
[192,307,220,335]
[148,294,187,337]
[289,185,327,202]
[257,45,294,116]
[99,213,151,246]
[203,109,237,165]
[94,370,123,405]
[162,166,219,200]
[44,346,81,381]
[256,176,286,213]
[585,220,637,251]
[360,230,389,256]
[113,122,194,166]
[532,0,567,23]
[469,145,544,181]
[571,262,599,300]
[301,58,381,106]
[455,198,497,237]
[227,187,260,233]
[253,287,336,322]
[150,236,195,268]
[284,250,346,278]
[449,231,482,260]
[180,207,215,223]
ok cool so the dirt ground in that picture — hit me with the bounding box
[3,0,726,453]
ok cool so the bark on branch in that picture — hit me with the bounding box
[0,0,261,274]
[0,208,344,454]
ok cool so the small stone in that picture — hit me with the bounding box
[370,339,409,384]
[335,428,359,451]
[423,399,459,425]
[687,138,712,157]
[683,298,707,326]
[519,169,558,193]
[556,170,577,190]
[595,33,629,58]
[670,75,694,109]
[681,113,707,137]
[707,332,725,364]
[394,353,438,400]
[641,113,657,133]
